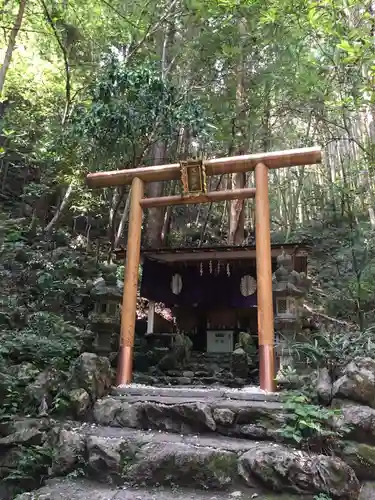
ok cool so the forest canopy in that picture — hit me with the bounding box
[1,0,375,327]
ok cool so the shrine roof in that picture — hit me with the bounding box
[114,242,310,264]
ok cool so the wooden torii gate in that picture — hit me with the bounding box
[86,146,322,392]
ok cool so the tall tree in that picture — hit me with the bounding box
[228,17,247,245]
[0,0,27,95]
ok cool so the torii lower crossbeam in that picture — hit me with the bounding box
[86,146,322,392]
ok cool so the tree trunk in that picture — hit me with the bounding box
[114,188,131,247]
[145,141,166,248]
[228,173,246,245]
[108,187,120,244]
[0,0,27,95]
[44,181,73,234]
[228,18,247,246]
[145,8,176,248]
[161,205,172,244]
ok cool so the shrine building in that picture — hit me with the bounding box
[115,243,309,354]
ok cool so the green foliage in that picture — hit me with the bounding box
[71,59,207,169]
[0,0,374,428]
[0,312,83,418]
[0,327,80,371]
[0,218,98,419]
[50,390,72,415]
[0,2,375,495]
[0,376,26,418]
[3,444,53,495]
[279,393,350,453]
[288,326,375,375]
[292,215,375,328]
[314,495,332,500]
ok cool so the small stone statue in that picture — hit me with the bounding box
[38,394,49,417]
[157,331,193,372]
[173,332,193,366]
[231,347,249,379]
[236,331,256,359]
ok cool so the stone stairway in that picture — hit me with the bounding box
[133,351,258,388]
[16,385,362,500]
[102,385,282,439]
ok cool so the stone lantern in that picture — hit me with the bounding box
[89,264,122,358]
[273,250,311,374]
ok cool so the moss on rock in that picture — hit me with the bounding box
[205,452,238,483]
[336,441,375,480]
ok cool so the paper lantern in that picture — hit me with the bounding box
[171,273,183,295]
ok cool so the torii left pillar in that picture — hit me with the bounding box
[117,177,144,385]
[255,163,275,391]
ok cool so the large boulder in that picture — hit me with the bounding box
[157,351,178,371]
[86,434,237,489]
[238,442,360,499]
[51,428,85,476]
[0,427,44,447]
[93,397,142,428]
[0,418,51,443]
[68,388,91,419]
[213,408,236,426]
[157,334,193,372]
[334,440,375,480]
[142,401,216,433]
[86,434,125,482]
[93,397,217,434]
[69,353,112,403]
[333,357,375,408]
[360,483,375,500]
[232,403,286,441]
[332,399,375,444]
[126,442,236,489]
[0,418,55,490]
[0,448,24,479]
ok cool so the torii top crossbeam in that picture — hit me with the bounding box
[86,147,321,188]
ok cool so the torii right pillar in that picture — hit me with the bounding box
[255,162,275,392]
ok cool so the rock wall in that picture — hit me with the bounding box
[5,355,375,499]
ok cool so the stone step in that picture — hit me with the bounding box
[112,385,280,402]
[14,478,311,500]
[94,394,285,441]
[99,395,375,482]
[52,423,359,498]
[106,386,282,441]
[134,375,251,388]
